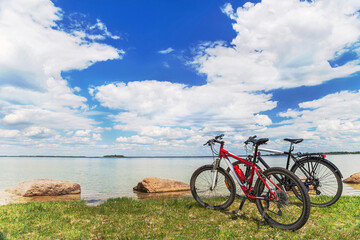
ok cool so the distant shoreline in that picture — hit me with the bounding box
[0,151,360,158]
[0,155,215,158]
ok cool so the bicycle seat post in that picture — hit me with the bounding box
[286,143,294,170]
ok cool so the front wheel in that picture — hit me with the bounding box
[190,165,236,210]
[291,158,343,207]
[254,167,311,230]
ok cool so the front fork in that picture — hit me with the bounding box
[211,158,221,190]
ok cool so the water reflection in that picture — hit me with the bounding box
[134,190,191,200]
[343,183,360,195]
[23,194,81,202]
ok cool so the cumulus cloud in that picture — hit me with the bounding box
[23,126,54,138]
[0,129,20,138]
[194,0,360,91]
[91,80,276,135]
[260,90,360,151]
[92,133,102,141]
[91,0,360,154]
[0,0,123,152]
[74,130,91,137]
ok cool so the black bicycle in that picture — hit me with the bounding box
[228,136,343,207]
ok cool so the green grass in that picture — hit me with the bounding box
[0,196,359,239]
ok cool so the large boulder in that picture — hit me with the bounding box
[343,173,360,184]
[5,179,81,197]
[133,177,190,193]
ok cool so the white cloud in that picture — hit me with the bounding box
[254,114,272,126]
[92,80,276,135]
[1,107,95,129]
[194,0,360,91]
[262,90,360,151]
[88,19,121,40]
[73,86,81,92]
[158,47,174,54]
[92,133,102,141]
[0,0,123,90]
[116,135,156,144]
[75,130,91,137]
[23,126,54,137]
[91,0,360,155]
[0,129,20,138]
[0,0,123,150]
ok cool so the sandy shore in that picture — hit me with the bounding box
[0,191,27,205]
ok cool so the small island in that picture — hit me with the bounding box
[103,155,125,158]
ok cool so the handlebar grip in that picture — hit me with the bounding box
[244,135,257,144]
[215,134,224,140]
[203,140,210,146]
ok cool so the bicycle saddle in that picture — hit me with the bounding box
[254,138,269,145]
[284,138,303,144]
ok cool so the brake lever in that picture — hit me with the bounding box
[203,140,213,146]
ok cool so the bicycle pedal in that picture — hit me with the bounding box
[232,209,242,216]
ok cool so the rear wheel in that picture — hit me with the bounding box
[291,158,342,207]
[254,167,311,230]
[190,165,236,210]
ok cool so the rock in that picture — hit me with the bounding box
[343,172,360,184]
[133,177,190,193]
[5,179,81,197]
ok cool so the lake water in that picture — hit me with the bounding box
[0,154,359,202]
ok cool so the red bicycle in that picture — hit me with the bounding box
[190,134,311,230]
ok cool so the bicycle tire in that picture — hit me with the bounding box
[254,167,311,230]
[190,165,236,210]
[291,158,343,207]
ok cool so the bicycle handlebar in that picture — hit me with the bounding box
[215,134,224,140]
[244,135,269,146]
[244,135,257,144]
[203,134,225,146]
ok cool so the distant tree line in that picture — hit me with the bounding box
[325,151,360,155]
[103,155,125,158]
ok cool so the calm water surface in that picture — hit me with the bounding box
[0,154,359,201]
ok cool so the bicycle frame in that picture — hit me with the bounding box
[217,147,281,201]
[257,145,341,179]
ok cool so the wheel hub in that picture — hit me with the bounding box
[305,178,321,195]
[275,190,289,207]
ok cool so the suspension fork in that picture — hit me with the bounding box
[211,157,221,190]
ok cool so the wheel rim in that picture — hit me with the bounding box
[257,172,307,226]
[194,169,234,208]
[294,160,340,206]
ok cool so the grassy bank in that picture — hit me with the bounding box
[0,196,359,239]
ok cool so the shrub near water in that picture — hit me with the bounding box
[0,196,359,239]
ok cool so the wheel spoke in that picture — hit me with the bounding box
[191,166,236,210]
[292,159,342,206]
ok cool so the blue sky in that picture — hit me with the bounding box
[1,0,360,156]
